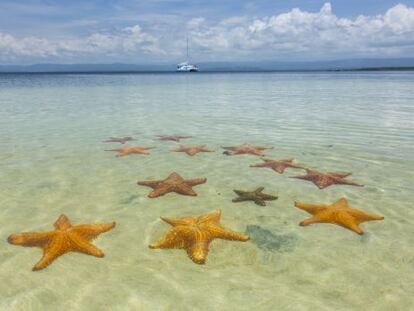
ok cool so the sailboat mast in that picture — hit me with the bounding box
[186,37,189,62]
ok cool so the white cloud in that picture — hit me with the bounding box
[0,24,164,62]
[187,3,414,59]
[1,3,414,62]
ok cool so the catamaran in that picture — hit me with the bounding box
[176,38,199,72]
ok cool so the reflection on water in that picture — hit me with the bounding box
[0,72,413,311]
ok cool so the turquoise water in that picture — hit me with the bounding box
[0,72,413,311]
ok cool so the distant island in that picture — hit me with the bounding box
[1,58,414,73]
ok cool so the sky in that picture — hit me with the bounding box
[1,0,414,64]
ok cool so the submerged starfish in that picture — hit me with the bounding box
[105,146,154,157]
[7,214,116,271]
[149,210,250,264]
[103,136,134,144]
[294,197,384,235]
[172,145,214,156]
[222,144,273,156]
[250,158,305,174]
[137,172,206,198]
[291,169,363,189]
[232,187,278,206]
[157,135,192,142]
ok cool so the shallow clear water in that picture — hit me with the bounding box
[0,72,413,311]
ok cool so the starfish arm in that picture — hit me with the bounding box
[330,172,352,178]
[291,175,307,181]
[149,227,186,249]
[254,187,265,193]
[186,241,210,264]
[272,166,285,173]
[337,178,364,187]
[160,216,195,226]
[334,213,365,234]
[257,146,273,150]
[341,222,364,235]
[251,150,265,156]
[198,210,222,223]
[261,194,278,200]
[233,190,247,196]
[294,202,327,215]
[32,235,65,271]
[313,177,334,189]
[148,185,172,198]
[54,214,72,230]
[105,148,122,152]
[250,163,266,168]
[72,222,116,241]
[207,223,250,241]
[186,178,207,186]
[70,236,105,257]
[347,209,384,222]
[254,199,266,206]
[232,197,249,203]
[333,197,349,208]
[137,180,161,189]
[186,150,198,156]
[8,232,53,247]
[174,183,198,196]
[299,215,326,226]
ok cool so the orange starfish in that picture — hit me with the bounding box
[149,210,250,264]
[291,169,363,189]
[294,197,384,235]
[172,145,214,156]
[250,158,305,174]
[157,135,192,142]
[103,136,134,144]
[137,172,207,198]
[105,146,154,157]
[222,144,273,156]
[7,214,116,271]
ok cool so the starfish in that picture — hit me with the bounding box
[149,210,250,264]
[232,187,278,206]
[103,136,134,144]
[105,146,154,157]
[137,172,206,198]
[294,197,384,235]
[222,144,273,156]
[157,135,192,142]
[7,214,116,271]
[172,145,214,156]
[250,158,305,174]
[291,169,363,189]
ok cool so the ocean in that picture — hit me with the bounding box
[0,72,413,311]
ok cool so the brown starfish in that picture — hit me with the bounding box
[294,197,384,235]
[137,172,207,198]
[250,158,305,174]
[222,144,273,156]
[149,210,250,264]
[291,169,363,189]
[105,146,154,157]
[172,145,214,156]
[7,214,116,271]
[157,135,192,142]
[103,136,134,144]
[232,187,278,206]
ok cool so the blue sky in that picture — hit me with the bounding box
[1,0,414,64]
